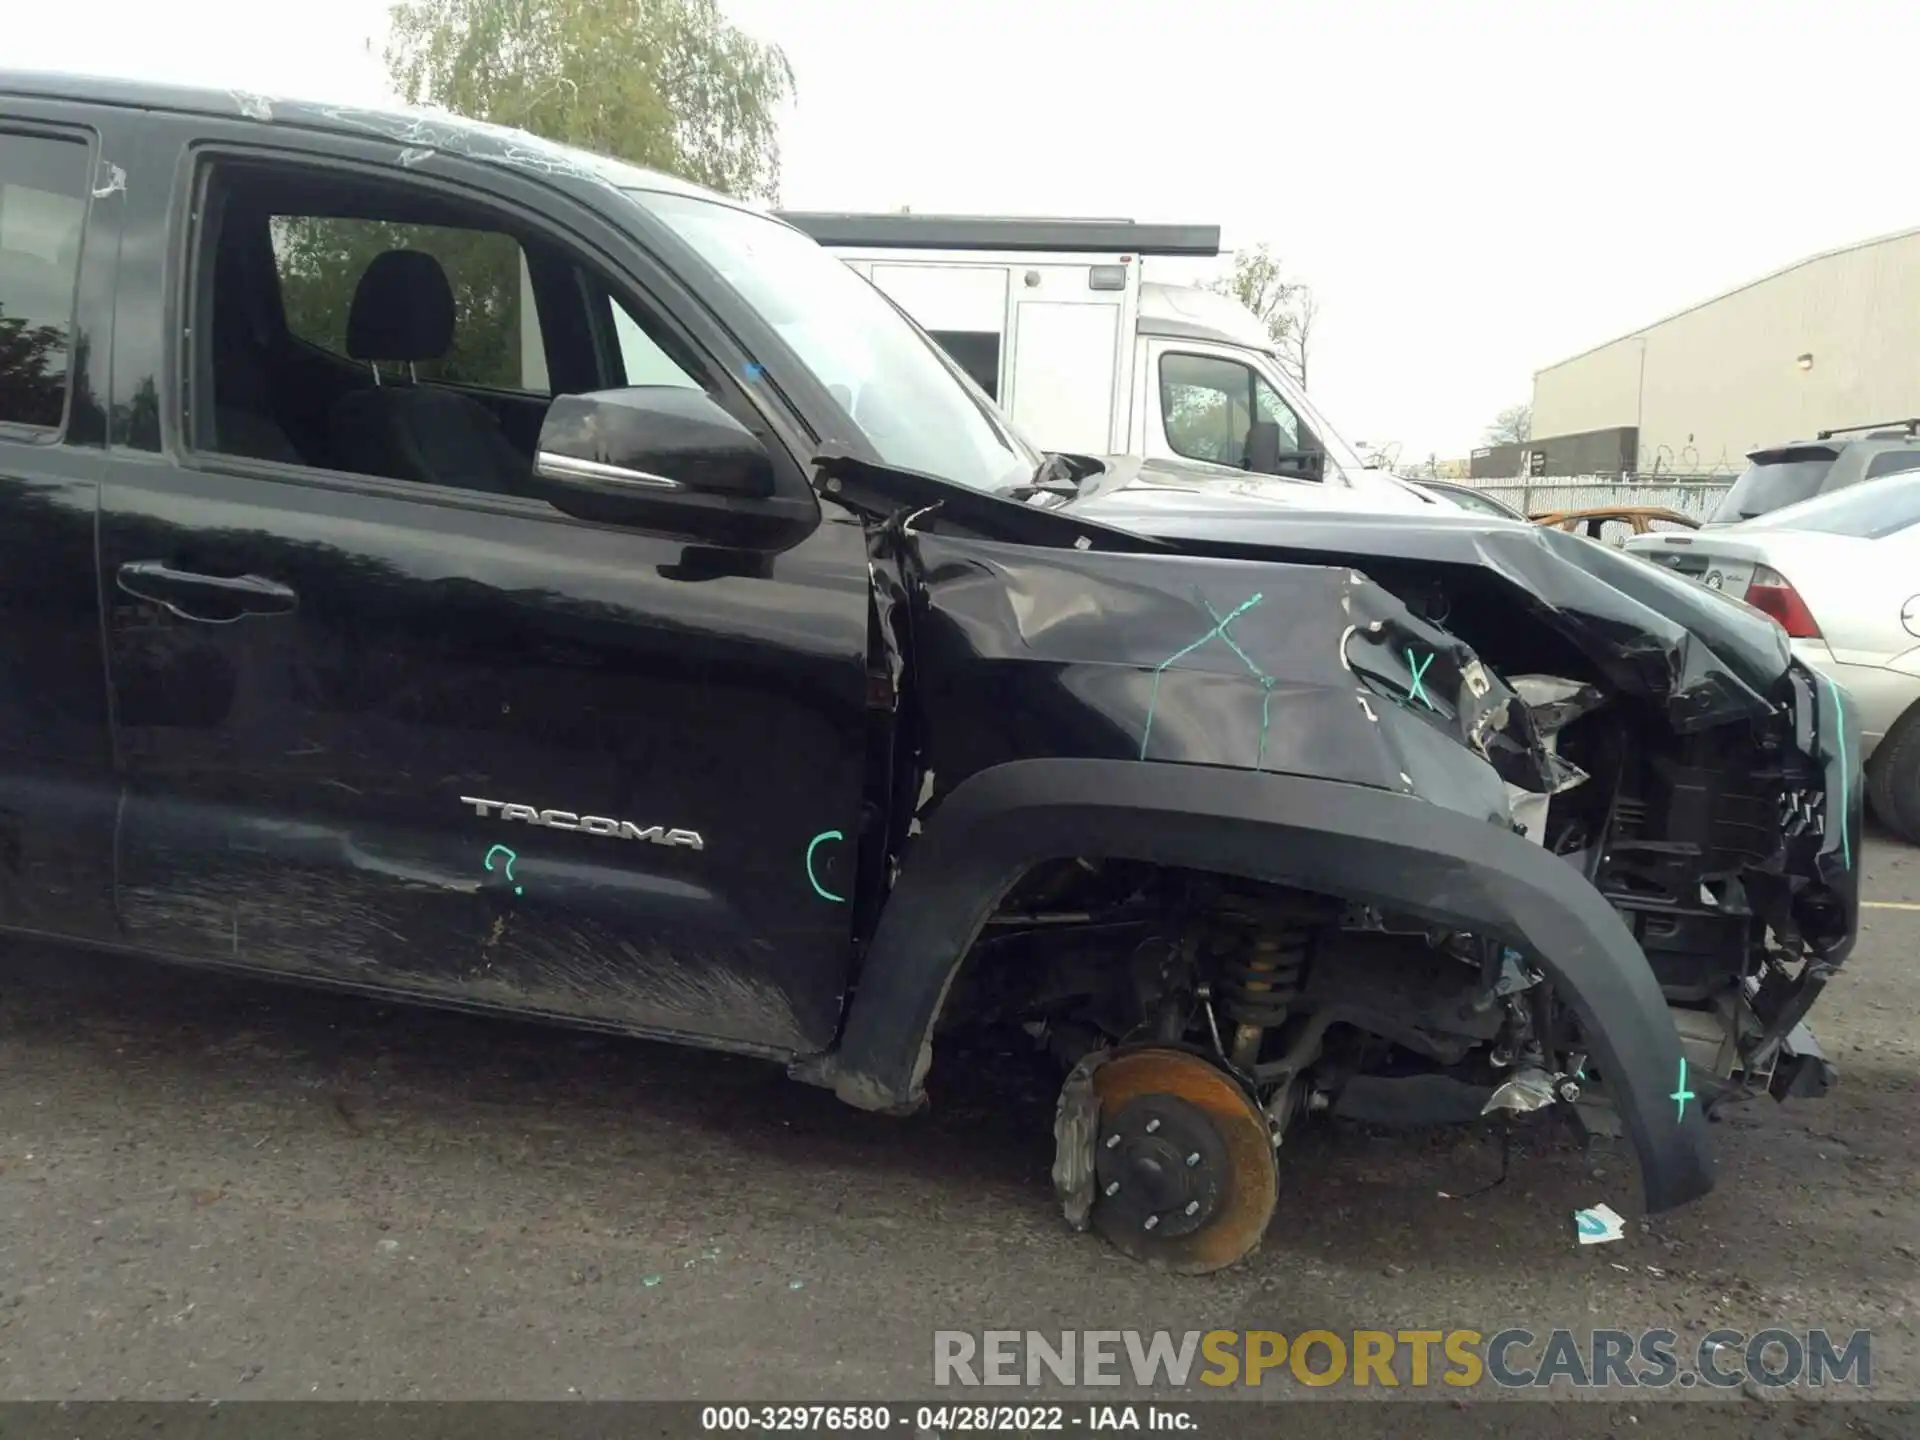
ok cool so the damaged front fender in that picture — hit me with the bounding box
[903,532,1568,820]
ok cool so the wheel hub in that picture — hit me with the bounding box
[1094,1096,1227,1239]
[1087,1047,1280,1274]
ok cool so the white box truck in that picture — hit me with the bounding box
[776,212,1387,494]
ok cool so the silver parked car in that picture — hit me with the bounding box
[1627,470,1920,841]
[1704,421,1920,526]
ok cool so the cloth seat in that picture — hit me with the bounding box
[325,249,527,494]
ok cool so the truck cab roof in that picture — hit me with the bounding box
[1137,281,1274,352]
[0,67,741,209]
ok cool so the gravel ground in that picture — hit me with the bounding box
[0,835,1915,1430]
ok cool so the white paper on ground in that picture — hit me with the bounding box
[1573,1202,1626,1245]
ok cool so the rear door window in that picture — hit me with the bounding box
[1710,448,1837,522]
[0,131,90,431]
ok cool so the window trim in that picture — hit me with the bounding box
[169,139,818,522]
[0,123,98,446]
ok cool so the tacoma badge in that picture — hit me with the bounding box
[458,796,704,850]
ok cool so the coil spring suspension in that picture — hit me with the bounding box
[1217,920,1313,1069]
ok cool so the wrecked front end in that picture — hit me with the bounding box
[829,466,1858,1269]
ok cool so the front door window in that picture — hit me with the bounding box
[1159,351,1309,472]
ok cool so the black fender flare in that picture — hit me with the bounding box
[822,758,1715,1214]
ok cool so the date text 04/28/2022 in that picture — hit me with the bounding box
[699,1404,1195,1431]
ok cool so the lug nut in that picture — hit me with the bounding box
[1143,1215,1159,1231]
[1145,1118,1161,1134]
[1184,1201,1200,1216]
[1185,1152,1201,1167]
[1104,1181,1120,1196]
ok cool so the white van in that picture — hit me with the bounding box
[777,212,1389,494]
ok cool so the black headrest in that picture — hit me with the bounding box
[345,249,454,363]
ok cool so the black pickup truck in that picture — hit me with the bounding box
[0,72,1859,1272]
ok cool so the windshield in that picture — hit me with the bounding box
[1255,358,1371,482]
[1710,450,1837,523]
[633,190,1037,493]
[1744,469,1920,539]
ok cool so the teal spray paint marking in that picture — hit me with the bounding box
[484,844,522,895]
[1404,648,1436,710]
[1834,686,1852,871]
[1670,1056,1695,1123]
[805,830,847,903]
[1139,592,1275,765]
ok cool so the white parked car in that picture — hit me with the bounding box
[1626,471,1920,842]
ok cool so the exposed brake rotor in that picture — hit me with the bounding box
[1089,1047,1278,1274]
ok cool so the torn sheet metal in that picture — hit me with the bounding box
[897,525,1564,830]
[1482,1066,1558,1115]
[1071,485,1795,732]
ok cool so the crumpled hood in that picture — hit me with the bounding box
[1071,477,1794,732]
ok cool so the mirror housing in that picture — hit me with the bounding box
[534,386,777,505]
[1245,420,1325,481]
[1245,420,1285,475]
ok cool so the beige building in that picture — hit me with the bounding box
[1532,227,1920,475]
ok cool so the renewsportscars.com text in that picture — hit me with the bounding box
[933,1328,1871,1391]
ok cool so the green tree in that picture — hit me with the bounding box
[385,0,794,202]
[263,1,791,397]
[0,311,71,428]
[1207,243,1317,388]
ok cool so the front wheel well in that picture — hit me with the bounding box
[818,758,1715,1214]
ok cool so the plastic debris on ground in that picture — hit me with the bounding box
[1574,1202,1626,1245]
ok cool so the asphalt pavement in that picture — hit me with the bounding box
[0,834,1915,1427]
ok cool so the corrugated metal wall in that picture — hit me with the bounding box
[1532,228,1920,473]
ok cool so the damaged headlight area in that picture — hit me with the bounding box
[1337,595,1589,807]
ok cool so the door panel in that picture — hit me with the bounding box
[101,462,872,1054]
[0,115,120,943]
[0,454,119,941]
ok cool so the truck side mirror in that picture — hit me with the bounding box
[1246,420,1285,475]
[534,387,777,505]
[1245,420,1327,482]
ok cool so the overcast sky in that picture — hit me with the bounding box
[14,0,1920,458]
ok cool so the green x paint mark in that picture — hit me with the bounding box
[1670,1056,1695,1123]
[1405,648,1436,710]
[1140,592,1268,763]
[805,830,847,903]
